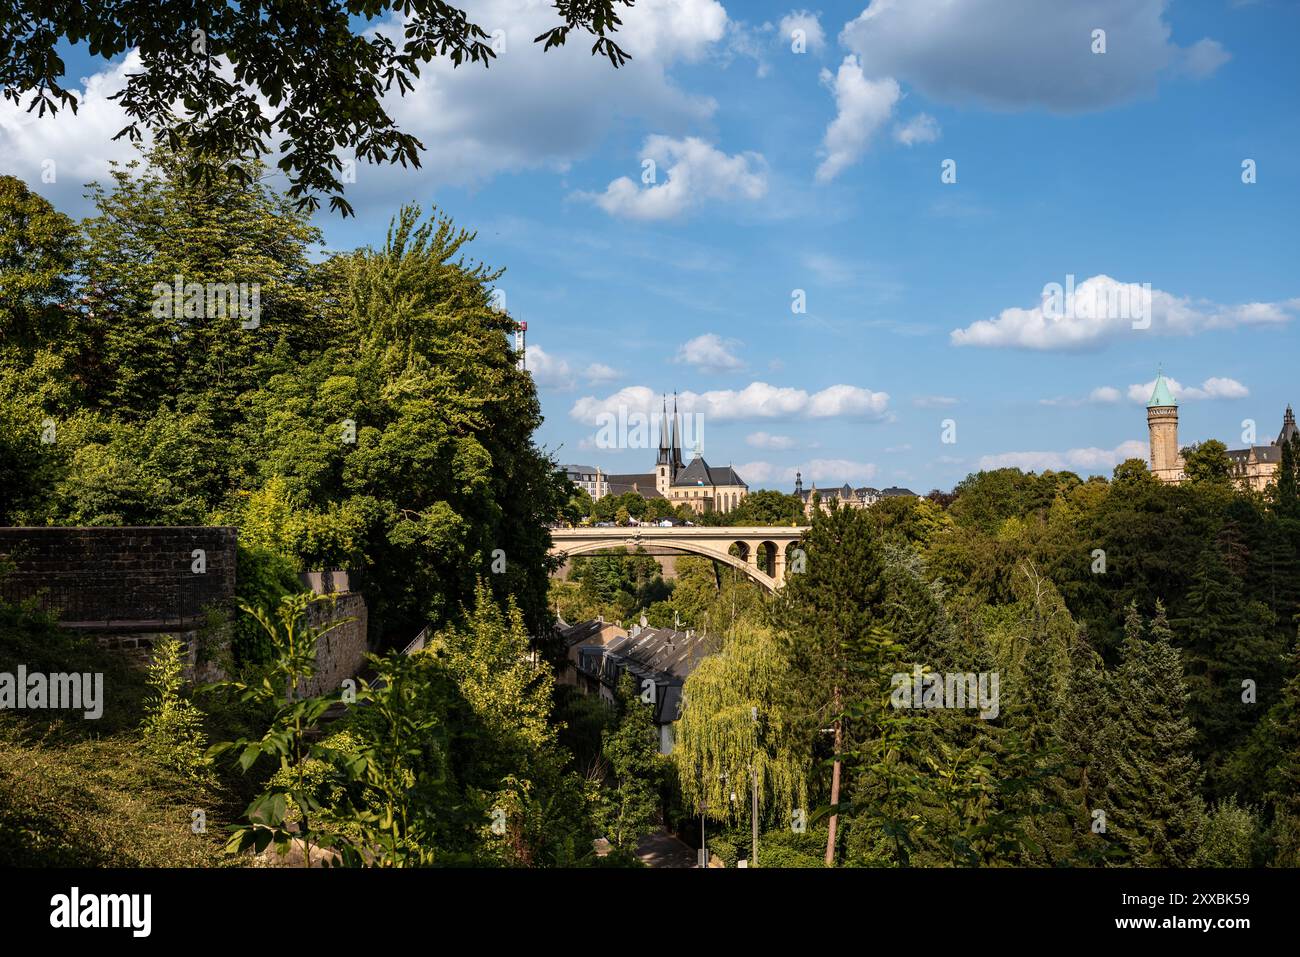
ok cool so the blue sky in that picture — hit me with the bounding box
[4,0,1298,492]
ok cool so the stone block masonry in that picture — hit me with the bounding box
[0,527,369,688]
[0,526,237,680]
[303,592,369,697]
[0,526,236,625]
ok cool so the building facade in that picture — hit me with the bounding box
[604,395,749,514]
[1147,370,1296,491]
[791,472,917,518]
[563,464,608,499]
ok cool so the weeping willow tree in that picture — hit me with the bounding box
[673,622,808,826]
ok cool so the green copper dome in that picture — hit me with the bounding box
[1147,372,1177,408]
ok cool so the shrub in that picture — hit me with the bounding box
[139,636,211,782]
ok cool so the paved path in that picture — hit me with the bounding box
[636,828,698,868]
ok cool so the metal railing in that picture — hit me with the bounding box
[0,575,216,628]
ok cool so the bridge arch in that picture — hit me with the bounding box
[554,538,779,592]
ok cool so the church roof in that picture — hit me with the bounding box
[671,455,747,489]
[1147,373,1177,408]
[604,473,665,498]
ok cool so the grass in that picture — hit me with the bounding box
[0,599,269,866]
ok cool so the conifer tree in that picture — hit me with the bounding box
[1056,629,1117,864]
[770,502,889,865]
[1107,603,1204,865]
[1176,542,1282,793]
[1265,629,1300,865]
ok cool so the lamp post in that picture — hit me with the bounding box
[699,799,707,868]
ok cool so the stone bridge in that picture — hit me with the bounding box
[549,526,809,590]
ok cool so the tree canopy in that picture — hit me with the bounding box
[1,0,634,215]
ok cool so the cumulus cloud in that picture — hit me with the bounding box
[675,333,744,372]
[735,460,777,483]
[525,345,574,388]
[584,363,621,384]
[977,440,1149,474]
[580,135,768,220]
[746,431,797,450]
[1125,376,1249,403]
[2,0,734,208]
[370,0,729,189]
[893,113,941,146]
[0,51,160,208]
[779,10,827,52]
[839,0,1229,113]
[815,56,901,183]
[950,274,1300,351]
[570,381,890,424]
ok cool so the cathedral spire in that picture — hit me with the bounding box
[670,392,684,472]
[656,394,670,466]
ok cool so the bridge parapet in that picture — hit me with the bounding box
[549,526,810,590]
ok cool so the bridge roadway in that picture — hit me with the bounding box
[548,525,810,590]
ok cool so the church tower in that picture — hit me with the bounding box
[655,395,671,495]
[1147,371,1181,480]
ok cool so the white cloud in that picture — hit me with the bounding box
[839,0,1229,113]
[570,381,890,424]
[806,383,890,418]
[675,333,744,372]
[354,0,729,191]
[815,56,901,183]
[735,460,776,483]
[1126,376,1249,403]
[746,431,797,450]
[977,440,1149,474]
[0,51,153,208]
[1181,38,1231,78]
[950,274,1300,351]
[525,344,573,388]
[893,112,941,146]
[580,134,768,220]
[913,395,958,408]
[2,0,734,207]
[1090,386,1123,404]
[584,363,621,384]
[779,10,827,53]
[570,386,659,425]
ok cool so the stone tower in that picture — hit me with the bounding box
[1147,371,1181,480]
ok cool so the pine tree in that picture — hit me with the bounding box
[1176,542,1282,794]
[1275,432,1299,520]
[1107,604,1205,865]
[770,502,890,865]
[1056,629,1117,864]
[1265,629,1300,865]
